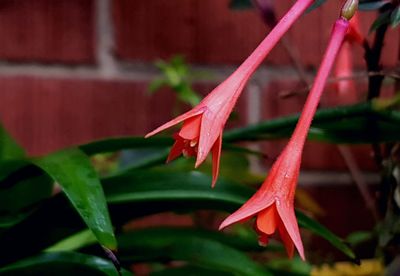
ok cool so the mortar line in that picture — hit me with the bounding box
[95,0,118,78]
[0,61,371,83]
[246,80,266,174]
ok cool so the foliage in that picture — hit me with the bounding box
[1,0,399,275]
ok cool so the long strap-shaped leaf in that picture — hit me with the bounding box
[0,149,117,266]
[31,148,117,251]
[0,123,117,257]
[0,252,130,276]
[0,170,355,263]
[78,102,400,156]
[116,234,270,276]
[103,170,356,259]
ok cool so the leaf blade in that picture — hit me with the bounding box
[0,252,130,276]
[31,148,117,250]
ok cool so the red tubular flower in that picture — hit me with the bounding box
[219,18,350,260]
[335,14,364,104]
[346,14,364,45]
[145,0,313,187]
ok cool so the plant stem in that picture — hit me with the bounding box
[365,6,391,100]
[364,5,392,169]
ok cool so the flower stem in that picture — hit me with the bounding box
[288,19,349,152]
[236,0,313,80]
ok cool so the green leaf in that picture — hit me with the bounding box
[113,229,270,276]
[31,148,117,251]
[151,265,234,276]
[0,170,354,264]
[229,0,252,9]
[149,78,167,93]
[103,170,355,259]
[296,211,356,259]
[391,6,400,27]
[115,227,269,255]
[0,252,130,276]
[346,231,374,246]
[107,171,355,258]
[306,0,328,13]
[370,10,391,32]
[80,136,173,155]
[224,102,400,144]
[176,85,201,107]
[359,0,390,11]
[0,124,25,161]
[266,257,312,276]
[0,172,53,229]
[45,230,97,253]
[103,170,249,209]
[151,56,201,107]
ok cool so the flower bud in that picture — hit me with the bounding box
[341,0,358,20]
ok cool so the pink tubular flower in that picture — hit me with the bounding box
[219,18,351,260]
[145,0,314,187]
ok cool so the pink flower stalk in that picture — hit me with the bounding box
[334,14,364,104]
[219,18,351,260]
[146,0,314,187]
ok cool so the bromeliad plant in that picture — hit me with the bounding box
[1,0,400,275]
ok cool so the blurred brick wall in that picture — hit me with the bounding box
[0,0,395,176]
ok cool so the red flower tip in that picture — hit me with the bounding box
[334,15,362,104]
[219,149,305,260]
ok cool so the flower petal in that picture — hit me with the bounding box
[145,107,205,138]
[219,190,275,230]
[276,204,305,260]
[278,221,295,259]
[166,136,185,163]
[256,204,278,235]
[211,133,222,188]
[179,114,202,140]
[195,109,223,167]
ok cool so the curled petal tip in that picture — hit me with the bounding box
[145,128,162,138]
[211,179,216,189]
[194,160,201,169]
[218,218,232,231]
[195,153,206,169]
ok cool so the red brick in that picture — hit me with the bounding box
[0,0,95,63]
[260,80,377,171]
[0,76,152,155]
[114,0,397,69]
[113,0,197,62]
[113,0,290,65]
[0,77,248,156]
